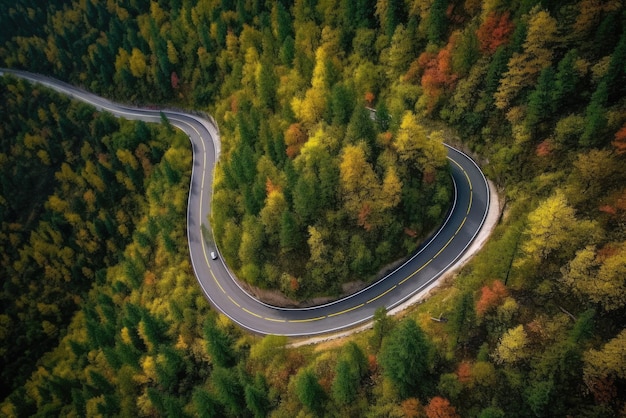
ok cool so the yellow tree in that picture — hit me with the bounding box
[520,191,601,263]
[307,226,328,265]
[494,7,557,110]
[393,112,448,177]
[241,47,260,90]
[166,40,179,65]
[565,149,620,206]
[381,165,402,208]
[493,324,529,365]
[115,48,130,74]
[339,144,402,230]
[293,46,331,126]
[129,48,147,78]
[583,328,626,404]
[339,144,381,223]
[584,329,626,382]
[260,189,288,244]
[561,244,626,312]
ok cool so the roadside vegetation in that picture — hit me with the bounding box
[1,0,626,416]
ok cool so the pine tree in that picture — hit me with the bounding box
[580,81,608,147]
[428,0,448,45]
[379,319,433,399]
[203,318,235,367]
[295,369,326,415]
[525,66,556,132]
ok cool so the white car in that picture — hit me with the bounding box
[210,251,217,260]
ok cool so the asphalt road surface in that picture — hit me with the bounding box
[1,69,490,336]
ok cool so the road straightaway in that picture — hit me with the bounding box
[2,69,490,336]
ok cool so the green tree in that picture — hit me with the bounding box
[330,83,356,125]
[580,81,608,147]
[332,359,359,405]
[605,31,626,102]
[295,369,326,415]
[279,211,301,253]
[245,374,270,418]
[525,66,556,132]
[203,318,235,368]
[212,367,246,416]
[349,234,373,274]
[379,318,432,399]
[525,380,553,416]
[494,7,557,110]
[345,105,377,148]
[553,49,579,108]
[238,216,265,275]
[438,373,463,402]
[387,24,415,79]
[565,149,621,208]
[478,407,506,418]
[452,25,480,77]
[377,0,405,38]
[256,60,278,110]
[451,291,476,346]
[427,0,448,45]
[293,173,320,224]
[331,342,368,405]
[370,306,394,351]
[343,341,368,378]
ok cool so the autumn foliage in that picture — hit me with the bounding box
[266,177,281,195]
[284,123,307,158]
[170,71,179,89]
[456,361,472,384]
[536,140,553,157]
[418,39,459,113]
[425,396,460,418]
[402,398,427,418]
[4,0,626,416]
[476,280,508,316]
[612,124,626,154]
[477,12,515,54]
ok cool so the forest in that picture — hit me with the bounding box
[1,0,626,416]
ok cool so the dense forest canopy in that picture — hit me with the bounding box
[0,75,194,402]
[5,0,457,299]
[1,0,626,417]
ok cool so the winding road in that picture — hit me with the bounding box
[2,69,490,337]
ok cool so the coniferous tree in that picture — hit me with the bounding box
[203,318,235,368]
[379,319,433,399]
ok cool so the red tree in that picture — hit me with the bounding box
[284,123,307,159]
[425,397,460,418]
[536,140,553,157]
[456,361,472,384]
[170,71,179,89]
[358,203,373,231]
[266,178,281,195]
[402,398,426,418]
[477,12,515,54]
[612,124,626,154]
[418,38,458,113]
[476,280,508,316]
